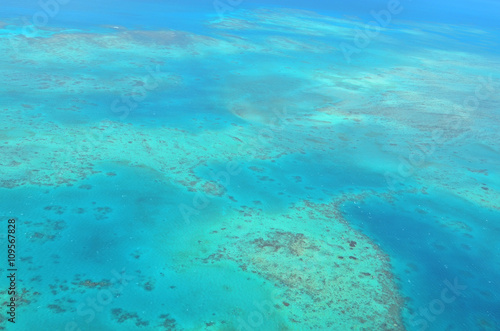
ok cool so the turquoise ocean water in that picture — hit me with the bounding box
[0,0,499,330]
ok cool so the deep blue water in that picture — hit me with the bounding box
[2,0,500,30]
[345,190,500,330]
